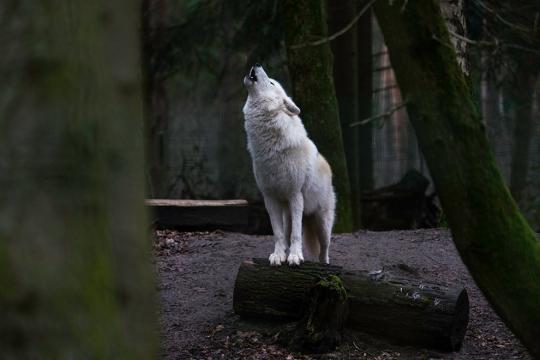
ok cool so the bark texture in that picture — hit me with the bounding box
[280,0,353,232]
[509,69,536,203]
[328,0,361,228]
[373,1,540,357]
[141,0,168,198]
[233,259,469,351]
[357,9,375,196]
[0,1,156,358]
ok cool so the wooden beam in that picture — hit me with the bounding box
[146,199,249,231]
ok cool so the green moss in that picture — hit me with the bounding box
[316,275,348,301]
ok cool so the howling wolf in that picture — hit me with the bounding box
[242,64,336,266]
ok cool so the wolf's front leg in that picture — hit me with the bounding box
[287,193,304,266]
[264,196,287,266]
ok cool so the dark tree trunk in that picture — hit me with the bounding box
[373,1,540,357]
[280,0,353,232]
[357,8,375,196]
[141,0,168,198]
[509,69,536,203]
[234,259,469,352]
[327,0,361,228]
[0,0,156,358]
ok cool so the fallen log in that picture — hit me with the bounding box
[361,169,440,230]
[233,258,469,352]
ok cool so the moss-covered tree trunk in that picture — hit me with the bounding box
[280,0,353,232]
[373,1,540,357]
[0,1,156,358]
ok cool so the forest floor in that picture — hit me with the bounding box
[154,229,531,360]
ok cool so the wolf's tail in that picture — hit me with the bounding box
[302,215,320,258]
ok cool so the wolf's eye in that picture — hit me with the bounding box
[270,82,275,86]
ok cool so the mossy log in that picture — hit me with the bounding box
[361,170,440,230]
[233,259,469,351]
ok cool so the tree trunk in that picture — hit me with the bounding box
[509,69,536,203]
[357,8,375,196]
[280,0,353,232]
[141,0,168,198]
[233,259,469,351]
[0,1,156,358]
[327,0,361,229]
[373,1,540,357]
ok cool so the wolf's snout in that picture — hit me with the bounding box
[254,63,261,68]
[249,67,258,82]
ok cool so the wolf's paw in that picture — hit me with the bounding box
[269,251,286,266]
[287,252,304,266]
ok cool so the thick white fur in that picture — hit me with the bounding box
[242,65,336,266]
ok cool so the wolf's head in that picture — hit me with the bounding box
[243,64,300,116]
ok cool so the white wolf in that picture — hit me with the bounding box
[242,64,336,266]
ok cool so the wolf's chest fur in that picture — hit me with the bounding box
[244,113,317,199]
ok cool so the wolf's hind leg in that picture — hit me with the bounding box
[264,196,287,266]
[314,210,333,264]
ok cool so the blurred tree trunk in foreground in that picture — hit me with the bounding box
[281,0,353,232]
[0,1,156,358]
[327,0,360,229]
[374,0,540,357]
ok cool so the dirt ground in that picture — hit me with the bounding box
[153,229,532,360]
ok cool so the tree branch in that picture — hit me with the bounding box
[350,101,409,127]
[290,0,377,49]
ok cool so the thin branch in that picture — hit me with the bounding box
[290,0,377,49]
[350,101,409,127]
[431,34,456,51]
[448,30,540,55]
[473,0,531,34]
[448,29,489,46]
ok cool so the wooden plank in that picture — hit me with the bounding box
[145,199,248,207]
[146,199,249,231]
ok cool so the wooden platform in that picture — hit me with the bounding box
[146,199,249,231]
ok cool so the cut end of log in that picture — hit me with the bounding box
[450,288,470,350]
[281,275,349,353]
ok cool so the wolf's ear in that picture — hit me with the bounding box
[283,97,300,116]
